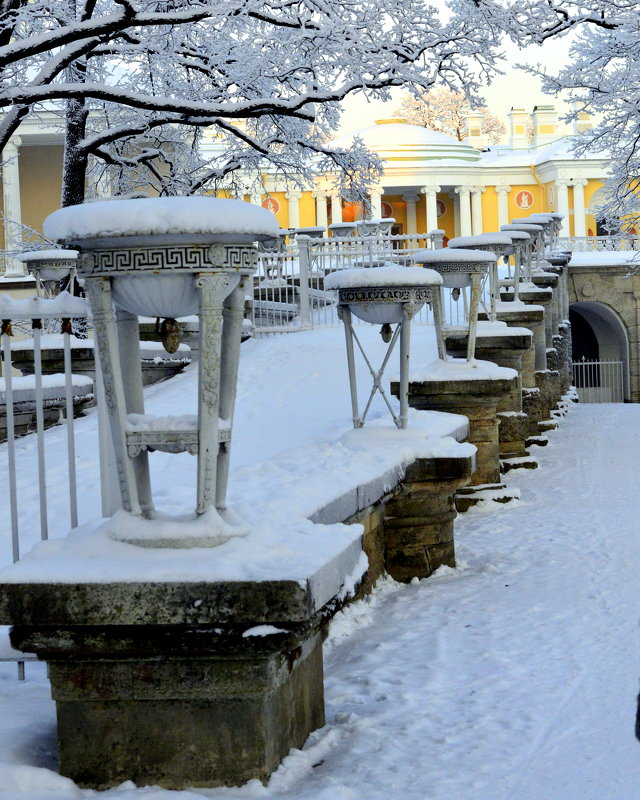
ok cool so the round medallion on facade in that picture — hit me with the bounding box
[262,197,280,214]
[515,190,534,210]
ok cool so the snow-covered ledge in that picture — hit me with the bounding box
[0,409,475,789]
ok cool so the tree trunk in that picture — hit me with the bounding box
[62,98,89,207]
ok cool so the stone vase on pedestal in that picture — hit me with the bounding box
[0,197,344,791]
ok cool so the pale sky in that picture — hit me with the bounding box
[337,35,574,139]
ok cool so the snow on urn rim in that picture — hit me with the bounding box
[412,248,497,264]
[16,249,78,262]
[43,196,280,243]
[324,265,443,290]
[448,233,513,248]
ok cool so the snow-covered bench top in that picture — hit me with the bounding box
[44,196,279,241]
[324,264,442,290]
[0,373,93,403]
[406,357,518,383]
[0,291,90,319]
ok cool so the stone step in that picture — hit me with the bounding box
[538,419,559,433]
[456,482,520,512]
[526,435,549,448]
[500,456,539,473]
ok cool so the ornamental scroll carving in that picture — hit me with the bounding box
[79,244,257,276]
[424,262,490,274]
[195,273,230,512]
[337,286,436,305]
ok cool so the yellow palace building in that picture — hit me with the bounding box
[255,106,608,242]
[0,104,609,281]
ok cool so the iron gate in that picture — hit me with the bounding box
[572,359,624,403]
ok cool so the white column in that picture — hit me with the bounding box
[572,179,588,238]
[496,184,511,228]
[471,186,484,235]
[421,185,441,232]
[250,191,263,206]
[455,186,473,236]
[286,189,302,229]
[312,190,328,232]
[556,180,571,237]
[330,192,343,224]
[403,193,420,235]
[369,186,383,219]
[2,136,23,276]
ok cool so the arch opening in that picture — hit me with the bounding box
[570,301,630,402]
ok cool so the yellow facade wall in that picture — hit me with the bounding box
[19,145,64,236]
[298,192,316,228]
[437,193,455,241]
[482,187,499,233]
[584,179,604,236]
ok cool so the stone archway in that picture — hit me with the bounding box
[568,263,639,400]
[570,301,630,401]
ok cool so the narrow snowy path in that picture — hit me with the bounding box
[1,403,640,799]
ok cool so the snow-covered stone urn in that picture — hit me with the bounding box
[501,222,545,276]
[447,233,515,320]
[324,264,443,429]
[16,248,78,296]
[356,217,396,237]
[328,221,358,238]
[412,248,495,362]
[43,196,278,547]
[498,229,532,301]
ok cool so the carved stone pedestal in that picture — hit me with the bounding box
[484,305,547,436]
[392,366,519,511]
[557,322,573,393]
[444,325,534,464]
[1,581,328,790]
[532,271,560,335]
[382,454,475,581]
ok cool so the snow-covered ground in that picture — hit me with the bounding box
[2,327,640,798]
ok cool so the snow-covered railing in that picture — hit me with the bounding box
[558,235,640,252]
[0,293,98,676]
[0,293,93,555]
[253,233,445,333]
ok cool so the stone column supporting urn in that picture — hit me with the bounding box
[479,304,548,437]
[382,454,475,581]
[391,361,520,510]
[1,579,326,790]
[444,322,535,467]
